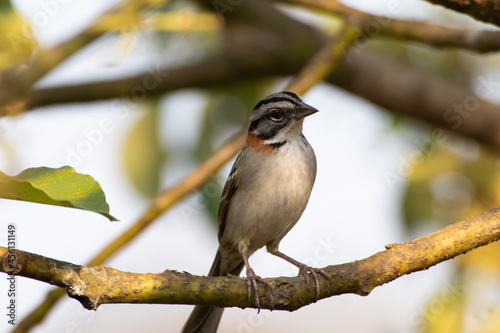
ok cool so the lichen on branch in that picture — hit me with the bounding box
[2,206,500,311]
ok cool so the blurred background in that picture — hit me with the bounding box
[1,0,500,332]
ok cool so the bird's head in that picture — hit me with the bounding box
[248,91,318,147]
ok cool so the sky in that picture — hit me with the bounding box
[0,0,496,332]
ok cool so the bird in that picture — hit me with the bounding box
[182,91,329,333]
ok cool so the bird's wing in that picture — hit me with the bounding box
[217,164,240,242]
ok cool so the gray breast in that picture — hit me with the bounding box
[221,138,316,254]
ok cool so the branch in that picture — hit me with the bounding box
[24,0,500,110]
[282,0,500,53]
[329,49,500,151]
[423,0,500,28]
[25,36,500,152]
[0,0,163,115]
[286,22,361,93]
[9,1,498,157]
[3,206,500,311]
[13,132,245,333]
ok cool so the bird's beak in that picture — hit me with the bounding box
[294,102,319,119]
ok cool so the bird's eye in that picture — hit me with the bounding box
[269,109,284,121]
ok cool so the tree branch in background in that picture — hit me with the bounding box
[13,133,245,333]
[3,206,500,311]
[286,22,361,93]
[329,49,500,151]
[282,0,500,53]
[423,0,500,28]
[26,36,500,152]
[21,0,500,152]
[0,0,163,116]
[24,0,500,110]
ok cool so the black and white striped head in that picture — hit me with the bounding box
[248,91,318,144]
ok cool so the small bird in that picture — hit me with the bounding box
[182,91,329,333]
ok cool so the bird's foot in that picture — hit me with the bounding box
[297,263,332,300]
[246,267,272,313]
[272,250,332,301]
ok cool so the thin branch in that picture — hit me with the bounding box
[17,2,500,155]
[24,34,500,152]
[3,206,500,311]
[280,0,500,53]
[423,0,500,28]
[13,133,245,333]
[287,22,361,93]
[0,0,162,116]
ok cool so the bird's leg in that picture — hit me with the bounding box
[271,251,332,300]
[241,250,272,312]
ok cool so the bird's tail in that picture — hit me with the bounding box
[182,250,244,333]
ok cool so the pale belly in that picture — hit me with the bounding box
[220,140,316,254]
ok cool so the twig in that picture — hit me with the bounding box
[286,22,361,93]
[13,132,245,333]
[0,0,162,116]
[3,206,500,310]
[281,0,500,53]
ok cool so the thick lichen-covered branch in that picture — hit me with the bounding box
[2,206,500,311]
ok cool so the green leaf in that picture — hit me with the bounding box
[123,101,163,198]
[0,166,117,221]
